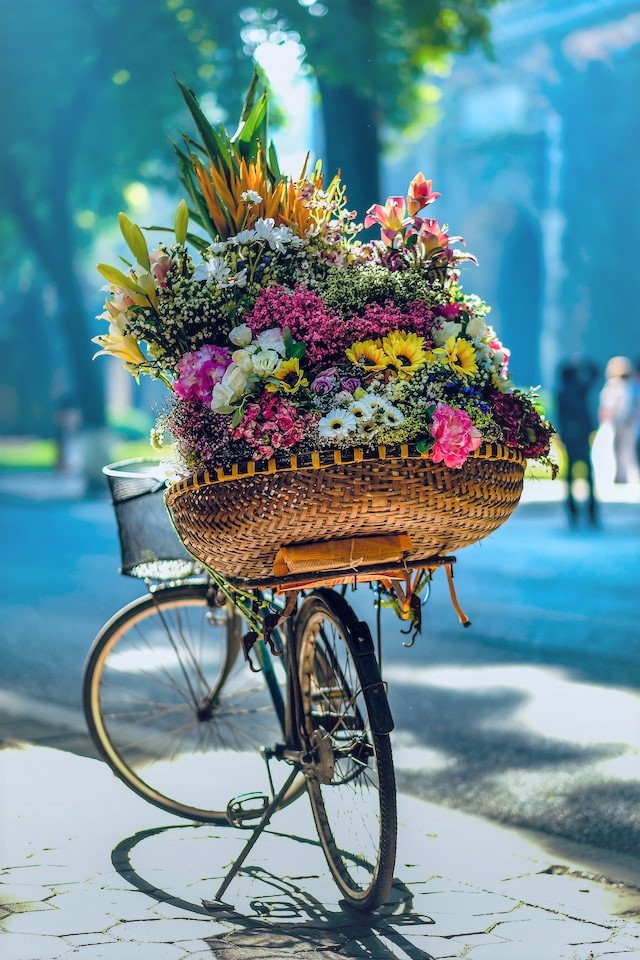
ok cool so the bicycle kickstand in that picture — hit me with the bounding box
[202,766,300,914]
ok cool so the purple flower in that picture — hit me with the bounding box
[310,367,338,394]
[340,376,361,393]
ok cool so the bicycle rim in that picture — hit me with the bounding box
[296,589,397,910]
[83,584,295,823]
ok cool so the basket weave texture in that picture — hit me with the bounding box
[164,442,525,584]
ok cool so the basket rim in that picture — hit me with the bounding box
[103,457,174,480]
[166,441,525,499]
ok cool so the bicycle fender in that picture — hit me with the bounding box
[352,626,394,735]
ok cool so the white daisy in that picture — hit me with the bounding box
[381,404,405,427]
[253,218,278,245]
[228,228,256,245]
[349,397,375,421]
[318,408,358,440]
[241,189,263,206]
[207,256,232,287]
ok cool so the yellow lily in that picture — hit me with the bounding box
[92,330,147,367]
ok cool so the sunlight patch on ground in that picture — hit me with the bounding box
[384,663,640,749]
[391,731,451,773]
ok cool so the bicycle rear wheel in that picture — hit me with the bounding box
[83,582,292,823]
[296,588,397,911]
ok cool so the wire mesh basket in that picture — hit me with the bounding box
[104,459,201,580]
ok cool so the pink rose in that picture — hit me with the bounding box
[429,403,482,469]
[276,412,295,431]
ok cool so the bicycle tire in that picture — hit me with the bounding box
[296,588,397,911]
[83,583,299,823]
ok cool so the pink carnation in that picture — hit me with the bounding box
[429,403,482,469]
[173,345,231,404]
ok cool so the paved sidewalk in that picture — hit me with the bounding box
[1,743,639,960]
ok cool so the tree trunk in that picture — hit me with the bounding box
[316,78,381,222]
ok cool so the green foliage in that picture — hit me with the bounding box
[319,264,445,315]
[243,0,497,135]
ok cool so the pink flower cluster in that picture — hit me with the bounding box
[173,344,231,404]
[245,286,436,369]
[429,403,482,469]
[246,286,344,370]
[232,393,310,461]
[350,301,435,345]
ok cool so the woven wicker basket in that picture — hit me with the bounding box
[164,442,525,586]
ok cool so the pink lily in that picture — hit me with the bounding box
[406,217,450,255]
[406,173,440,216]
[364,196,407,245]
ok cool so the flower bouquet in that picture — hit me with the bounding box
[94,76,554,593]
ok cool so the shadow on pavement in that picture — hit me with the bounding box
[111,822,441,960]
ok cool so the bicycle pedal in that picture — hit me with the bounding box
[226,792,270,828]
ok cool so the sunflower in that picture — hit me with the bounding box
[266,357,308,394]
[382,331,427,379]
[345,339,388,372]
[434,336,478,378]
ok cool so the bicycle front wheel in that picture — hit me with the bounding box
[296,588,397,911]
[83,583,288,823]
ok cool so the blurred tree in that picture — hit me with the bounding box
[0,0,252,438]
[242,0,498,218]
[0,0,497,447]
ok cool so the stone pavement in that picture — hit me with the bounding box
[1,743,639,960]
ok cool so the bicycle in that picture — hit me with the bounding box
[84,458,469,912]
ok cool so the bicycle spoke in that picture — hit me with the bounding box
[84,586,291,821]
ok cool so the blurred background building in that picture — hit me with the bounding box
[390,0,640,393]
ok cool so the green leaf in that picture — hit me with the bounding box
[174,199,189,244]
[415,439,430,454]
[283,327,306,360]
[235,92,268,161]
[267,140,281,183]
[231,406,243,428]
[118,213,150,270]
[96,263,148,296]
[176,77,234,175]
[231,69,261,138]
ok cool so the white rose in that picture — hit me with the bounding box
[251,349,281,377]
[229,323,253,347]
[210,363,247,413]
[465,316,487,342]
[254,328,286,355]
[210,382,236,414]
[232,348,255,374]
[432,320,462,346]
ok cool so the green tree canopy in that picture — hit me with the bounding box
[0,0,252,430]
[243,0,497,216]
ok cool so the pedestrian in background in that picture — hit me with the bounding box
[556,358,599,527]
[598,356,640,484]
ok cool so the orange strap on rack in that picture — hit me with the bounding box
[445,563,471,627]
